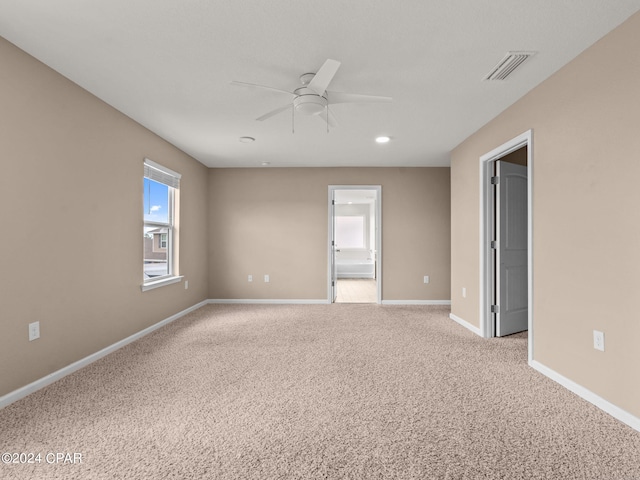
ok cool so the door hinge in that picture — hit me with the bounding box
[332,281,335,287]
[490,240,497,249]
[491,304,500,314]
[491,176,500,185]
[332,199,335,205]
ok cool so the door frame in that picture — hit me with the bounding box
[479,130,533,362]
[328,185,382,304]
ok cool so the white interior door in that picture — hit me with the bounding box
[495,160,528,336]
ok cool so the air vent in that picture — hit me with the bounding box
[484,51,536,81]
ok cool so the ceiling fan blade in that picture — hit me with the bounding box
[317,108,339,128]
[256,104,292,121]
[231,80,293,97]
[327,91,392,104]
[307,59,341,96]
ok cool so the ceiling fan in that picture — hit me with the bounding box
[231,59,392,129]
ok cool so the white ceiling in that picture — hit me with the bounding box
[1,1,639,168]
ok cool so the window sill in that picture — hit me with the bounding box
[141,276,183,292]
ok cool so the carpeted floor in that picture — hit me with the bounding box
[0,304,639,479]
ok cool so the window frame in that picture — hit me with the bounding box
[142,159,182,292]
[335,214,368,250]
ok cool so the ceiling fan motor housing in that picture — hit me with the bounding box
[299,72,316,85]
[293,87,328,115]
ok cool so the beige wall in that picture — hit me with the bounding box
[0,38,209,397]
[451,12,640,417]
[208,168,451,301]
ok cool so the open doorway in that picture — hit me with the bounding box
[480,130,533,361]
[328,186,381,304]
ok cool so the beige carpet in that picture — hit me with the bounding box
[0,304,639,480]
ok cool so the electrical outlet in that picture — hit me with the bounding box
[248,275,253,282]
[423,275,430,284]
[462,287,467,298]
[264,274,270,283]
[593,330,605,351]
[29,321,40,341]
[184,280,189,290]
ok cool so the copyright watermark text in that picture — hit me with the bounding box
[2,452,83,465]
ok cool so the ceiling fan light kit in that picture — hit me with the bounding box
[232,59,392,132]
[293,88,328,116]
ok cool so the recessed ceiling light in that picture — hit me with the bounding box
[261,161,270,166]
[239,136,255,143]
[375,136,390,144]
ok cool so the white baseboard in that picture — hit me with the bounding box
[211,299,451,306]
[449,313,483,337]
[381,300,451,306]
[208,299,331,305]
[530,360,640,433]
[0,300,209,410]
[211,299,452,306]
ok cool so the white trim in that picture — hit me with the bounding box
[141,275,183,292]
[0,300,208,410]
[449,313,483,337]
[210,299,449,306]
[328,186,382,304]
[381,300,451,305]
[208,299,330,305]
[530,360,640,433]
[479,129,534,363]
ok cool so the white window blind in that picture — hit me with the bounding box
[144,158,181,189]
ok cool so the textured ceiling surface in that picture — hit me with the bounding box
[1,1,639,168]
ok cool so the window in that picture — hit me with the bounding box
[142,159,181,291]
[335,215,366,249]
